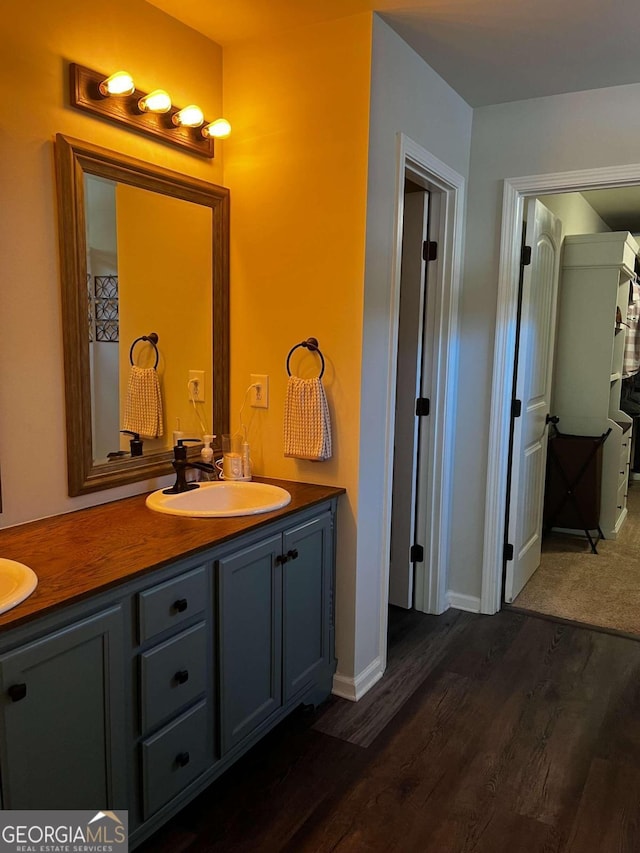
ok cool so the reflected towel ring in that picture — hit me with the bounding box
[129,332,159,369]
[286,337,325,379]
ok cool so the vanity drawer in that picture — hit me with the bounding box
[138,566,208,642]
[140,622,207,732]
[141,700,210,818]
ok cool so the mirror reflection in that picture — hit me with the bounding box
[55,134,229,496]
[85,174,213,463]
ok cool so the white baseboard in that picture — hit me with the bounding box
[332,656,384,702]
[447,591,481,613]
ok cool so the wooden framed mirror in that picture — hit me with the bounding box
[54,134,229,496]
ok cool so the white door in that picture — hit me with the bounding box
[505,198,563,602]
[389,191,429,608]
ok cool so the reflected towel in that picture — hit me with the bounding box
[122,366,164,439]
[284,376,332,461]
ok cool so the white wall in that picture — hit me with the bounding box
[353,16,472,682]
[450,82,640,599]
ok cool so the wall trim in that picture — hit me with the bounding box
[481,162,640,614]
[332,657,384,702]
[447,591,481,613]
[377,133,466,680]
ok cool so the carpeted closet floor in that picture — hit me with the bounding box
[513,481,640,637]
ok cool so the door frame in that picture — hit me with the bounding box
[481,162,640,614]
[379,133,465,659]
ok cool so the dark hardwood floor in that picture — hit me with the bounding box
[138,609,640,852]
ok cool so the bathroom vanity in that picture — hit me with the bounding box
[0,479,343,848]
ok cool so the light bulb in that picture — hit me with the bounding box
[202,118,231,139]
[98,71,135,96]
[172,105,204,128]
[138,89,172,114]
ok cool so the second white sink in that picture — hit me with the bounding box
[0,559,38,614]
[146,481,292,518]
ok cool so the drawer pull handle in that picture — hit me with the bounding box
[287,549,299,560]
[176,751,190,768]
[7,683,27,702]
[174,669,189,685]
[173,598,188,613]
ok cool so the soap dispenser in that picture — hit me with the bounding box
[199,435,216,481]
[120,429,143,457]
[201,435,214,465]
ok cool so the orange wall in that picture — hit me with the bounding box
[223,14,372,673]
[0,0,223,526]
[117,185,213,452]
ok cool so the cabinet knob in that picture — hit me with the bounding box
[287,549,299,560]
[7,683,27,703]
[176,751,190,768]
[173,598,188,613]
[174,669,189,685]
[275,554,287,564]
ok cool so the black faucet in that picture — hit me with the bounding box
[162,439,215,495]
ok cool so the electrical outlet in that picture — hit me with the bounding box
[250,374,269,409]
[188,370,206,402]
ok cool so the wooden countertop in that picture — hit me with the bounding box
[0,479,345,632]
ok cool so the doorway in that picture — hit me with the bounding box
[388,183,435,613]
[505,188,640,634]
[482,162,640,619]
[376,134,465,681]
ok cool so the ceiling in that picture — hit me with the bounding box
[146,0,640,107]
[147,0,640,224]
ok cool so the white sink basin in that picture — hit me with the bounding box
[146,481,292,518]
[0,559,38,614]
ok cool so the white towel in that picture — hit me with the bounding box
[284,376,332,461]
[122,366,164,439]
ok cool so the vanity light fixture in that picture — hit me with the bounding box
[202,118,231,139]
[98,70,135,96]
[172,104,205,128]
[137,89,172,114]
[69,63,218,158]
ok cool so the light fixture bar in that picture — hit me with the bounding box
[69,63,216,159]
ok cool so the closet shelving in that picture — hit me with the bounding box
[552,230,639,539]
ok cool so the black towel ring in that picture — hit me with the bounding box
[129,332,159,369]
[286,337,325,379]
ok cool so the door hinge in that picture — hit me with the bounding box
[511,399,522,418]
[504,543,514,562]
[521,245,532,266]
[423,240,438,262]
[415,397,430,417]
[410,544,424,563]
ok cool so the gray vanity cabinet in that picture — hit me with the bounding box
[282,513,333,702]
[218,511,334,755]
[0,606,126,810]
[0,494,339,848]
[218,534,283,752]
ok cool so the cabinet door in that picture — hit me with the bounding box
[283,514,332,702]
[0,606,126,809]
[218,535,282,753]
